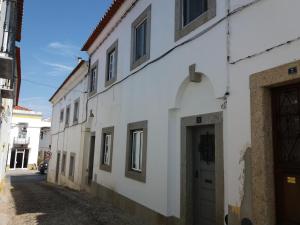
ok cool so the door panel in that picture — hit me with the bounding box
[10,150,15,168]
[55,153,60,183]
[192,125,215,225]
[272,84,300,225]
[88,135,95,185]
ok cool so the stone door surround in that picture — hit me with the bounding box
[181,112,224,225]
[250,60,300,225]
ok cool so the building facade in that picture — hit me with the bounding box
[0,0,23,182]
[38,120,52,165]
[48,0,300,225]
[7,106,43,170]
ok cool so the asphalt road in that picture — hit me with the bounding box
[0,170,144,225]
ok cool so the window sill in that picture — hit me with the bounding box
[104,76,117,87]
[100,164,112,172]
[125,169,146,183]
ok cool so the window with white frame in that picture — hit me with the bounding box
[89,64,97,94]
[103,134,111,165]
[105,40,118,87]
[73,99,79,123]
[131,130,143,172]
[175,0,216,40]
[69,153,75,181]
[125,121,147,182]
[65,106,70,127]
[100,127,114,172]
[60,109,64,123]
[131,5,151,70]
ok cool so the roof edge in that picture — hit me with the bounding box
[81,0,126,51]
[49,60,87,102]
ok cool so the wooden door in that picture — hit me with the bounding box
[55,152,61,183]
[192,125,216,225]
[88,135,95,185]
[272,84,300,225]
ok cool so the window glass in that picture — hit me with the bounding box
[73,101,79,122]
[135,20,147,61]
[69,155,75,178]
[65,107,70,126]
[90,67,97,93]
[103,134,112,165]
[108,50,116,81]
[60,110,64,122]
[183,0,208,26]
[131,130,143,171]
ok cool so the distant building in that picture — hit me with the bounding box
[38,120,51,164]
[0,0,24,182]
[7,106,44,170]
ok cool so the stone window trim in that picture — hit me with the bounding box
[100,126,114,172]
[68,152,76,181]
[105,40,118,87]
[60,109,64,123]
[89,61,98,97]
[65,105,71,128]
[175,0,216,41]
[130,5,151,71]
[61,151,67,176]
[73,98,80,124]
[125,120,148,183]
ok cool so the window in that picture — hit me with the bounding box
[100,127,114,172]
[89,62,98,95]
[69,153,75,181]
[65,105,70,127]
[61,152,67,175]
[60,109,64,123]
[125,121,148,182]
[105,41,118,87]
[131,130,143,172]
[73,99,80,124]
[131,5,151,70]
[175,0,216,41]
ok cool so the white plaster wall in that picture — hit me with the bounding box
[48,0,300,220]
[0,98,13,181]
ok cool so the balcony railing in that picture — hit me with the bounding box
[13,137,30,145]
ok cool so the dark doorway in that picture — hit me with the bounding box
[88,134,96,185]
[55,152,61,183]
[24,149,29,168]
[10,149,16,169]
[16,152,23,168]
[191,125,216,225]
[272,83,300,225]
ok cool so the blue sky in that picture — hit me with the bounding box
[19,0,113,118]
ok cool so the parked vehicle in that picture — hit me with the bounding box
[38,161,48,174]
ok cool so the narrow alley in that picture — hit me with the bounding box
[0,171,144,225]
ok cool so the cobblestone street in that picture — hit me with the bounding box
[0,170,144,225]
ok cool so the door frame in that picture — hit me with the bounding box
[180,112,224,225]
[249,60,300,225]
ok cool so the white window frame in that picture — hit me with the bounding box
[131,130,143,172]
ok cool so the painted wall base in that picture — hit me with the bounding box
[90,182,181,225]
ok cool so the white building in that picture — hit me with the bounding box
[38,120,51,164]
[48,0,300,225]
[7,106,44,170]
[0,0,23,183]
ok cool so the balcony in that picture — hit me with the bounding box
[13,137,30,146]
